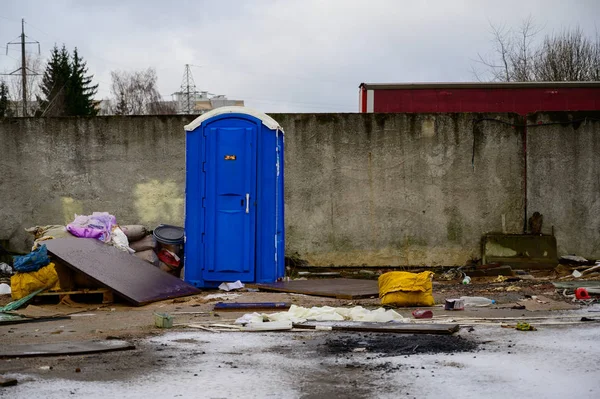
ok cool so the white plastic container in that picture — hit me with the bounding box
[460,296,496,307]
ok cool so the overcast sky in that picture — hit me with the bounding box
[1,0,598,112]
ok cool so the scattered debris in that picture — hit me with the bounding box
[560,255,593,266]
[502,322,537,331]
[582,264,600,275]
[379,271,435,307]
[154,312,173,328]
[185,324,220,333]
[438,268,463,281]
[242,320,293,331]
[218,280,245,291]
[235,305,406,325]
[462,275,472,284]
[0,288,45,312]
[203,293,241,301]
[444,299,465,310]
[575,288,592,300]
[460,296,496,307]
[412,309,433,319]
[0,263,12,276]
[0,283,10,295]
[572,270,583,278]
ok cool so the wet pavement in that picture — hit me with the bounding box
[3,321,600,398]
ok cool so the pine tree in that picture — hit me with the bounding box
[67,48,98,116]
[37,45,71,116]
[0,81,10,117]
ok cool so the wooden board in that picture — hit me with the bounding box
[45,238,200,306]
[247,278,379,299]
[213,302,291,312]
[0,313,70,326]
[0,340,135,358]
[293,321,460,335]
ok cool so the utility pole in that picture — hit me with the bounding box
[172,64,199,114]
[2,18,41,116]
[20,19,27,117]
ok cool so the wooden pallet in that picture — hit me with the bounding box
[37,288,114,304]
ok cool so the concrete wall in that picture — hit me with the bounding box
[527,112,600,257]
[279,113,524,266]
[4,112,585,266]
[0,116,194,253]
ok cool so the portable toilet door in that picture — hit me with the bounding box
[183,107,285,288]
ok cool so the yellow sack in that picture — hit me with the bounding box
[10,262,61,300]
[378,271,435,307]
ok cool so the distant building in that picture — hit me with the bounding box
[172,91,244,114]
[96,92,244,115]
[359,82,600,114]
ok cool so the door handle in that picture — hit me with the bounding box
[246,193,250,214]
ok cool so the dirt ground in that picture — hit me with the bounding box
[0,273,583,346]
[0,273,595,396]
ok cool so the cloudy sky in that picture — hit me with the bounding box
[1,0,598,112]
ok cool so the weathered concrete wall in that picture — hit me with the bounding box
[527,112,600,258]
[0,116,194,252]
[1,113,525,265]
[278,113,524,266]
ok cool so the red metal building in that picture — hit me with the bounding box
[359,82,600,114]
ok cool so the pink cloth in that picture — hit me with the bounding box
[66,212,117,242]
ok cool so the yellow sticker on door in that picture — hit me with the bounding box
[224,155,237,160]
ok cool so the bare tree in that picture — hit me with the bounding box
[472,18,599,82]
[535,27,600,81]
[6,55,43,116]
[472,16,542,82]
[109,68,175,115]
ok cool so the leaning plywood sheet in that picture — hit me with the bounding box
[45,238,200,306]
[0,340,134,358]
[247,278,379,299]
[294,321,460,335]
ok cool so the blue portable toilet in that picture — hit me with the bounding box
[183,107,285,288]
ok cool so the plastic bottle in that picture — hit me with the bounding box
[460,296,496,307]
